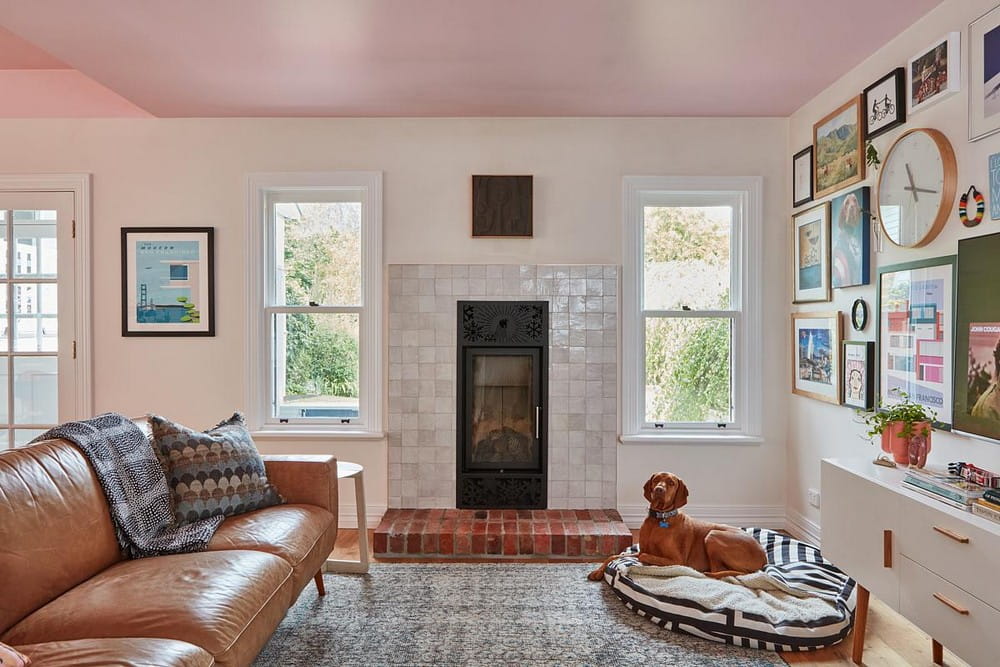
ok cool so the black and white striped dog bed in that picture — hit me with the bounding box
[602,528,856,652]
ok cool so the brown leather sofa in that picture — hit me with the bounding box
[0,418,339,667]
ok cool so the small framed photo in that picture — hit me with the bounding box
[909,32,961,115]
[843,341,875,410]
[863,67,906,139]
[792,311,843,405]
[121,227,215,336]
[830,186,871,289]
[792,202,831,303]
[792,146,814,207]
[969,7,1000,141]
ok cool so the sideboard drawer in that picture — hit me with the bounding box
[897,500,1000,609]
[899,556,1000,667]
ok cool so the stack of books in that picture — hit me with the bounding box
[972,489,1000,524]
[901,468,987,510]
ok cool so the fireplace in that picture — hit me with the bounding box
[456,301,547,508]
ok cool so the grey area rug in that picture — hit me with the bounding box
[254,563,783,666]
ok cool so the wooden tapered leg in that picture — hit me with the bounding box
[852,585,870,665]
[932,639,943,665]
[314,570,326,596]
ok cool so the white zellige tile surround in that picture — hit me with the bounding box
[387,264,618,509]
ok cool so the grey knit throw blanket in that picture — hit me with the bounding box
[32,412,223,559]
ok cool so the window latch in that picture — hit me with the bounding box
[717,423,727,429]
[653,423,665,429]
[681,305,691,311]
[279,418,289,424]
[340,418,351,424]
[308,300,319,307]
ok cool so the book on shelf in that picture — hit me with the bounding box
[978,496,1000,512]
[903,468,986,504]
[901,480,972,510]
[984,488,1000,505]
[972,499,1000,524]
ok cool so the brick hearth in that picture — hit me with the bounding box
[373,508,633,558]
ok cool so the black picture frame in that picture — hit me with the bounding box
[472,175,533,237]
[851,298,869,331]
[121,227,216,337]
[792,146,814,207]
[843,341,875,410]
[863,67,906,140]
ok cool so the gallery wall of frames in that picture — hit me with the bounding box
[790,2,1000,449]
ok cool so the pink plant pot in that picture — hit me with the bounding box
[880,421,932,466]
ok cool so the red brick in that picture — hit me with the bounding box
[566,534,581,556]
[487,510,503,522]
[454,533,472,555]
[502,509,517,521]
[472,520,487,535]
[406,532,422,554]
[589,509,608,521]
[503,533,518,555]
[517,520,532,534]
[388,532,406,554]
[581,534,598,556]
[575,509,591,519]
[440,518,456,533]
[439,532,455,555]
[422,531,439,554]
[600,534,616,555]
[549,521,564,535]
[445,508,462,518]
[428,508,445,520]
[618,534,634,552]
[488,521,502,536]
[456,520,473,535]
[471,533,486,554]
[533,533,551,555]
[532,521,548,535]
[503,520,517,534]
[551,534,566,555]
[519,533,534,554]
[517,510,533,519]
[561,509,577,521]
[373,531,388,554]
[414,509,430,519]
[486,534,502,554]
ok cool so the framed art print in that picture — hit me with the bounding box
[121,227,215,336]
[877,256,955,428]
[843,341,875,410]
[792,202,830,303]
[969,6,1000,141]
[793,146,814,207]
[909,32,961,115]
[863,67,906,139]
[472,175,533,237]
[954,233,1000,441]
[830,186,871,289]
[813,96,865,199]
[792,311,842,405]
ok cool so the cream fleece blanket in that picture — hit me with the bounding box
[624,564,839,625]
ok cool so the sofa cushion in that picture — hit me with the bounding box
[1,550,292,667]
[150,413,283,525]
[0,440,121,635]
[208,504,336,595]
[16,638,213,667]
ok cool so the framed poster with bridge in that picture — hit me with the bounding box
[121,227,215,336]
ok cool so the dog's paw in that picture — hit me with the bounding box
[586,568,605,581]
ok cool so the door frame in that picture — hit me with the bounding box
[0,174,92,419]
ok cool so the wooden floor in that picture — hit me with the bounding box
[330,529,968,666]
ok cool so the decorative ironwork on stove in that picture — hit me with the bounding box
[459,477,544,509]
[461,302,545,345]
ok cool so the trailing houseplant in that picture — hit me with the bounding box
[858,389,935,467]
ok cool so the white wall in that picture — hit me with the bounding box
[0,116,788,524]
[788,0,1000,542]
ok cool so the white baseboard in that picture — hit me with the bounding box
[338,503,388,529]
[784,507,822,547]
[618,504,786,531]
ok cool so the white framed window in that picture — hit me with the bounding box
[246,172,383,438]
[621,176,762,443]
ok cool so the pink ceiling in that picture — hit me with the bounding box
[0,0,943,118]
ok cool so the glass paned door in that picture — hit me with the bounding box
[0,192,75,449]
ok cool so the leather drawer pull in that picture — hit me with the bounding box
[933,593,970,615]
[933,525,970,543]
[883,529,892,568]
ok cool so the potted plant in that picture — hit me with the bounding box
[859,390,935,467]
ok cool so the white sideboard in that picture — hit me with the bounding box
[822,458,1000,667]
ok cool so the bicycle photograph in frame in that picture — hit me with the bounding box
[863,67,906,140]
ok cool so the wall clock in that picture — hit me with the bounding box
[876,128,957,248]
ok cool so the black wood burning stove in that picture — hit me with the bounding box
[456,301,547,509]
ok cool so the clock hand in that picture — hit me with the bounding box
[904,186,938,194]
[904,163,919,203]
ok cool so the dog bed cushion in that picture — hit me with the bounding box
[601,528,856,652]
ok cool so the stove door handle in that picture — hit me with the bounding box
[535,406,541,439]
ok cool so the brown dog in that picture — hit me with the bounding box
[588,471,767,581]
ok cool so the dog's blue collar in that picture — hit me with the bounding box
[649,508,678,528]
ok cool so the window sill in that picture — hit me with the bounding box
[619,433,763,446]
[251,428,385,441]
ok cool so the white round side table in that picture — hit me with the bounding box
[325,461,370,574]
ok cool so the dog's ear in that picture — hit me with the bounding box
[643,475,656,502]
[673,478,689,509]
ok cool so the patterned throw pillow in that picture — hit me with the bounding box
[150,413,283,525]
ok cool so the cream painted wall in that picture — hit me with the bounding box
[0,116,788,524]
[787,0,1000,541]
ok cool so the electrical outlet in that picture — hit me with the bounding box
[807,488,821,508]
